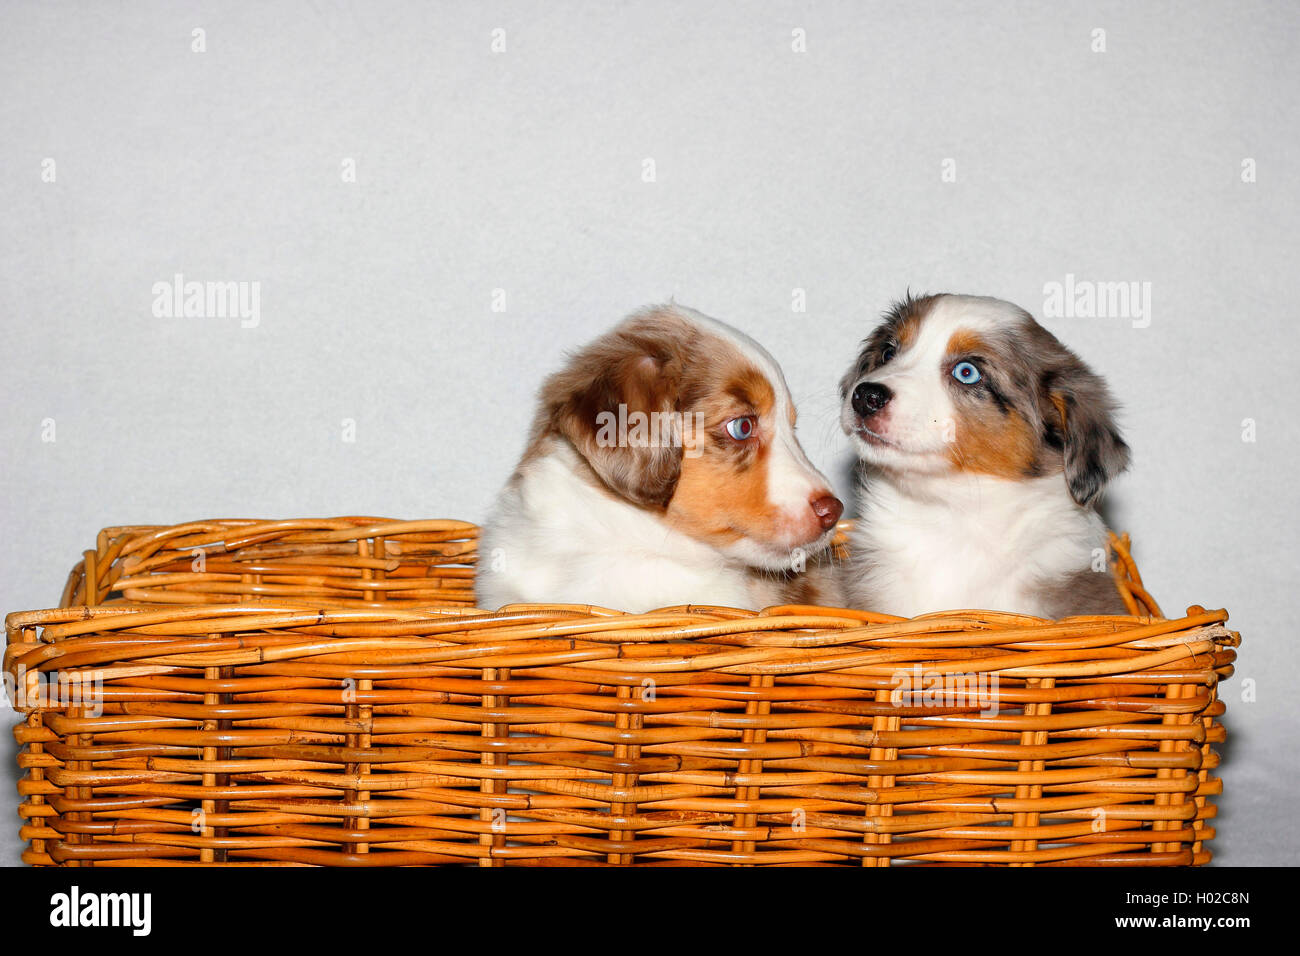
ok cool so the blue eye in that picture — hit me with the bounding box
[881,344,897,363]
[952,361,981,384]
[724,416,755,440]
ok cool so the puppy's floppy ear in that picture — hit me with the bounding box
[1040,362,1131,507]
[541,327,686,509]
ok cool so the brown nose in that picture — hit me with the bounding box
[810,494,843,531]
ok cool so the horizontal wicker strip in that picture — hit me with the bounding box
[5,518,1238,866]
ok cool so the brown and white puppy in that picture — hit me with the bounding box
[477,303,843,612]
[839,293,1131,617]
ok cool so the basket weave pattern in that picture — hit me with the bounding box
[5,518,1238,866]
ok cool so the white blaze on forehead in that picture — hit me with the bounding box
[665,303,796,409]
[928,294,1026,333]
[873,295,1012,385]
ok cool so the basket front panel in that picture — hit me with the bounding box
[6,601,1236,867]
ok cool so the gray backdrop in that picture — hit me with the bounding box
[2,0,1296,866]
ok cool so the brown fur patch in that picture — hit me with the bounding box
[949,406,1040,478]
[526,309,695,507]
[667,358,778,545]
[895,313,923,350]
[1050,391,1069,430]
[945,329,987,357]
[728,367,775,416]
[668,440,770,544]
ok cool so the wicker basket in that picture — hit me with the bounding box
[4,517,1238,866]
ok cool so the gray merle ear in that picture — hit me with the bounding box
[1041,363,1131,507]
[541,330,685,509]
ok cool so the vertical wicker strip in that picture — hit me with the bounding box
[1009,677,1053,865]
[610,682,636,866]
[862,687,900,866]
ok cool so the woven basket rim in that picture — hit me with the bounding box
[22,516,1168,621]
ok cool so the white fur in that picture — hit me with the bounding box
[845,470,1108,618]
[478,441,774,612]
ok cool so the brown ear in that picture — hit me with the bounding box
[542,325,687,508]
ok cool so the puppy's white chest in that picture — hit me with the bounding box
[864,520,1024,614]
[848,474,1102,617]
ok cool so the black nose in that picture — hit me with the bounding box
[851,382,892,417]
